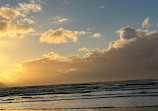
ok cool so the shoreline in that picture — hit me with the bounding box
[3,107,158,111]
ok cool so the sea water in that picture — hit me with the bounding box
[0,79,158,110]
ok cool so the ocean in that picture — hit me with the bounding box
[0,79,158,110]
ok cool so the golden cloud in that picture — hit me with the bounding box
[18,2,42,13]
[4,26,158,87]
[22,18,35,24]
[43,52,67,61]
[0,0,42,38]
[0,0,42,21]
[0,7,21,20]
[0,20,34,37]
[58,18,68,23]
[40,28,79,44]
[142,17,150,29]
[91,33,102,38]
[79,47,90,52]
[52,16,68,24]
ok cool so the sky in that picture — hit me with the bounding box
[0,0,158,87]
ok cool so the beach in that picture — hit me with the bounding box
[3,108,158,111]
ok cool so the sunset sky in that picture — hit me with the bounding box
[0,0,158,87]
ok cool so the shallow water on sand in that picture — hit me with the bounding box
[0,79,158,110]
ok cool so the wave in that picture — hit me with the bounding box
[0,79,158,110]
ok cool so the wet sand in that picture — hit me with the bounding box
[90,107,158,111]
[4,107,158,111]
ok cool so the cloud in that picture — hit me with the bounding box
[79,47,90,52]
[0,0,43,38]
[74,31,91,35]
[0,1,42,21]
[100,6,104,9]
[52,16,68,24]
[54,18,68,23]
[0,6,21,21]
[0,20,34,37]
[3,26,158,86]
[21,18,35,24]
[91,33,102,38]
[18,2,42,14]
[63,0,69,5]
[43,52,67,61]
[31,32,42,36]
[58,18,68,23]
[142,17,150,29]
[40,28,88,44]
[109,26,150,49]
